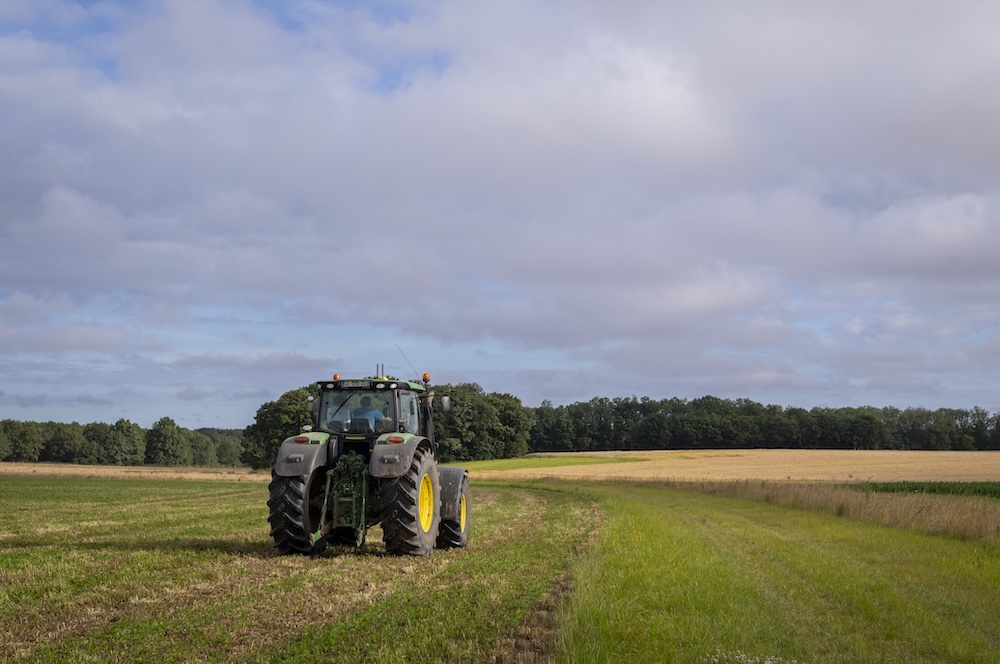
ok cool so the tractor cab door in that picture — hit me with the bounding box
[397,391,421,435]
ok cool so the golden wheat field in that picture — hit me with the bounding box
[474,449,1000,483]
[3,449,999,483]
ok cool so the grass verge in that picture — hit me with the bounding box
[651,479,1000,544]
[859,481,1000,499]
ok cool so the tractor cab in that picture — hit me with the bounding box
[315,377,427,455]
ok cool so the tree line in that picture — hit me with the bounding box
[0,418,243,467]
[530,396,1000,452]
[4,386,999,469]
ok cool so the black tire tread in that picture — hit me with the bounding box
[436,474,469,549]
[267,471,325,555]
[380,447,440,556]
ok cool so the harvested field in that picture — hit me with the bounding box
[0,462,263,482]
[472,449,1000,483]
[0,477,594,663]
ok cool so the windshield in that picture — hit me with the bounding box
[318,389,396,434]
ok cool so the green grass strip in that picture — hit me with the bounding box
[555,481,1000,663]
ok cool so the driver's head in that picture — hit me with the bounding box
[360,396,372,408]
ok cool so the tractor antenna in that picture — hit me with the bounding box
[396,345,420,382]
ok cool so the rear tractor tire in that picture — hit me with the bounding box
[437,471,470,549]
[267,469,328,555]
[380,446,440,556]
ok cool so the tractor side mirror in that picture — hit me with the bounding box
[440,395,452,412]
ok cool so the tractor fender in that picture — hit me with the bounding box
[369,437,431,479]
[438,466,468,521]
[273,437,332,478]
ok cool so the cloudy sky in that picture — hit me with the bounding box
[2,0,999,429]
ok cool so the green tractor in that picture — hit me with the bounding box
[267,373,469,556]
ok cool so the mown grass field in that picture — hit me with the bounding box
[2,452,1000,662]
[0,475,595,663]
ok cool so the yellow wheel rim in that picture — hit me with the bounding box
[418,473,434,532]
[459,492,467,532]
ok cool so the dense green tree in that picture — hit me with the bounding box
[146,417,193,466]
[564,401,599,450]
[0,425,9,460]
[200,428,243,466]
[529,401,576,452]
[632,412,673,449]
[931,408,972,450]
[83,422,115,464]
[735,398,766,417]
[242,386,314,469]
[216,436,243,465]
[758,404,798,448]
[690,395,736,416]
[435,436,465,462]
[663,413,696,449]
[608,397,656,449]
[430,383,533,461]
[1,420,45,462]
[897,408,933,449]
[846,409,889,450]
[785,407,819,448]
[43,422,99,464]
[878,406,904,449]
[111,419,146,465]
[486,392,533,458]
[584,397,614,449]
[966,407,992,450]
[432,383,500,461]
[990,416,1000,451]
[187,430,218,466]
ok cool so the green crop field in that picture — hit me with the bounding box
[2,464,1000,662]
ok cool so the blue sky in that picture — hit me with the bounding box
[2,0,1000,429]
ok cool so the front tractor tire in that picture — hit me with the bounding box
[268,469,328,555]
[380,446,440,556]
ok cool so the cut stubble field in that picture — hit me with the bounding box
[0,475,596,663]
[2,450,1000,663]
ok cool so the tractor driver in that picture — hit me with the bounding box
[351,396,384,430]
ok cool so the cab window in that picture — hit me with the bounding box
[399,392,420,434]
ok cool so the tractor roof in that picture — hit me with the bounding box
[317,376,427,391]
